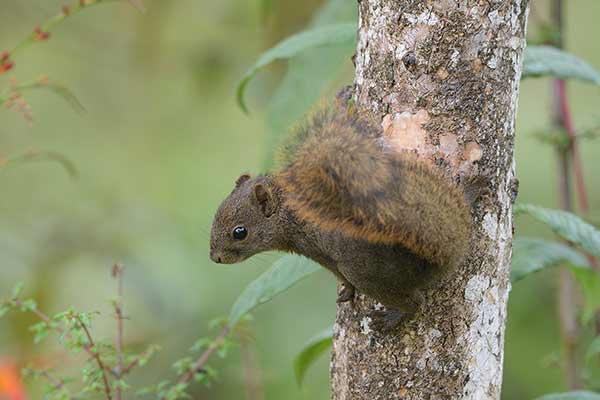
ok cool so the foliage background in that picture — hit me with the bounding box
[0,0,599,398]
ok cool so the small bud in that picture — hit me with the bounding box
[33,27,50,42]
[62,5,71,15]
[112,263,124,278]
[1,51,9,62]
[0,61,14,74]
[38,75,50,85]
[80,0,87,6]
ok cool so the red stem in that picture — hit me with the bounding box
[556,79,591,214]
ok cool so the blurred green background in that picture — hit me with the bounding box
[0,0,599,399]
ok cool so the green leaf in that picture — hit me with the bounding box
[572,268,600,324]
[522,45,600,85]
[30,322,50,344]
[534,391,600,400]
[263,0,357,169]
[0,303,9,318]
[515,204,600,258]
[12,282,24,299]
[0,150,78,179]
[41,82,86,114]
[585,336,600,364]
[511,237,590,282]
[228,255,321,327]
[0,81,86,115]
[236,23,356,113]
[293,326,333,386]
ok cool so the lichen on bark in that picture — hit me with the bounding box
[331,1,530,399]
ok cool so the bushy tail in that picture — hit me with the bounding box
[276,104,472,268]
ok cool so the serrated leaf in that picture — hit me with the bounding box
[523,45,600,85]
[228,255,320,327]
[294,326,333,386]
[511,237,590,282]
[515,204,600,258]
[0,150,78,179]
[534,391,600,400]
[236,23,356,113]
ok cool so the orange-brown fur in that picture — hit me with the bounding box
[210,101,474,328]
[276,104,471,269]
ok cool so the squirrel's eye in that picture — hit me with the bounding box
[232,226,248,240]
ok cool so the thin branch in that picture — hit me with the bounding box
[13,298,52,324]
[120,359,139,376]
[556,80,591,216]
[12,298,115,377]
[9,0,130,59]
[76,316,113,400]
[550,0,587,389]
[40,370,66,392]
[112,264,125,400]
[160,325,231,400]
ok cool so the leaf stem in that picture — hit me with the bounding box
[40,370,66,392]
[9,0,125,59]
[160,325,231,400]
[113,264,125,400]
[76,316,113,400]
[550,0,586,389]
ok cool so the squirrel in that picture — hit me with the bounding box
[210,99,474,329]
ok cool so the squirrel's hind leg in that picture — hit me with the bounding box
[337,282,355,303]
[323,264,356,303]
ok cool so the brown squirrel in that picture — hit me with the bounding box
[210,100,473,328]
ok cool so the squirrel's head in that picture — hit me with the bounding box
[210,174,283,264]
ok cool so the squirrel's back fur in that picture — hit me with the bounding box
[276,103,472,269]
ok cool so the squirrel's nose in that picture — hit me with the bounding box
[210,250,222,264]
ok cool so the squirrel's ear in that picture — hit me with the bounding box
[235,173,251,188]
[253,183,275,217]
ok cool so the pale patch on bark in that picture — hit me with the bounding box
[464,142,483,162]
[382,110,431,155]
[439,133,459,158]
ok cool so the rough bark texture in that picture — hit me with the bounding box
[331,1,530,399]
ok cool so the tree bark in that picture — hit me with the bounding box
[331,1,530,399]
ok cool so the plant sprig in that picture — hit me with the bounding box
[1,265,236,400]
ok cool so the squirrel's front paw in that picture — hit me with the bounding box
[336,283,355,303]
[369,308,406,332]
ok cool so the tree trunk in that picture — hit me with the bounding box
[331,1,530,399]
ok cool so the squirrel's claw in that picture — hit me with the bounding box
[336,284,355,303]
